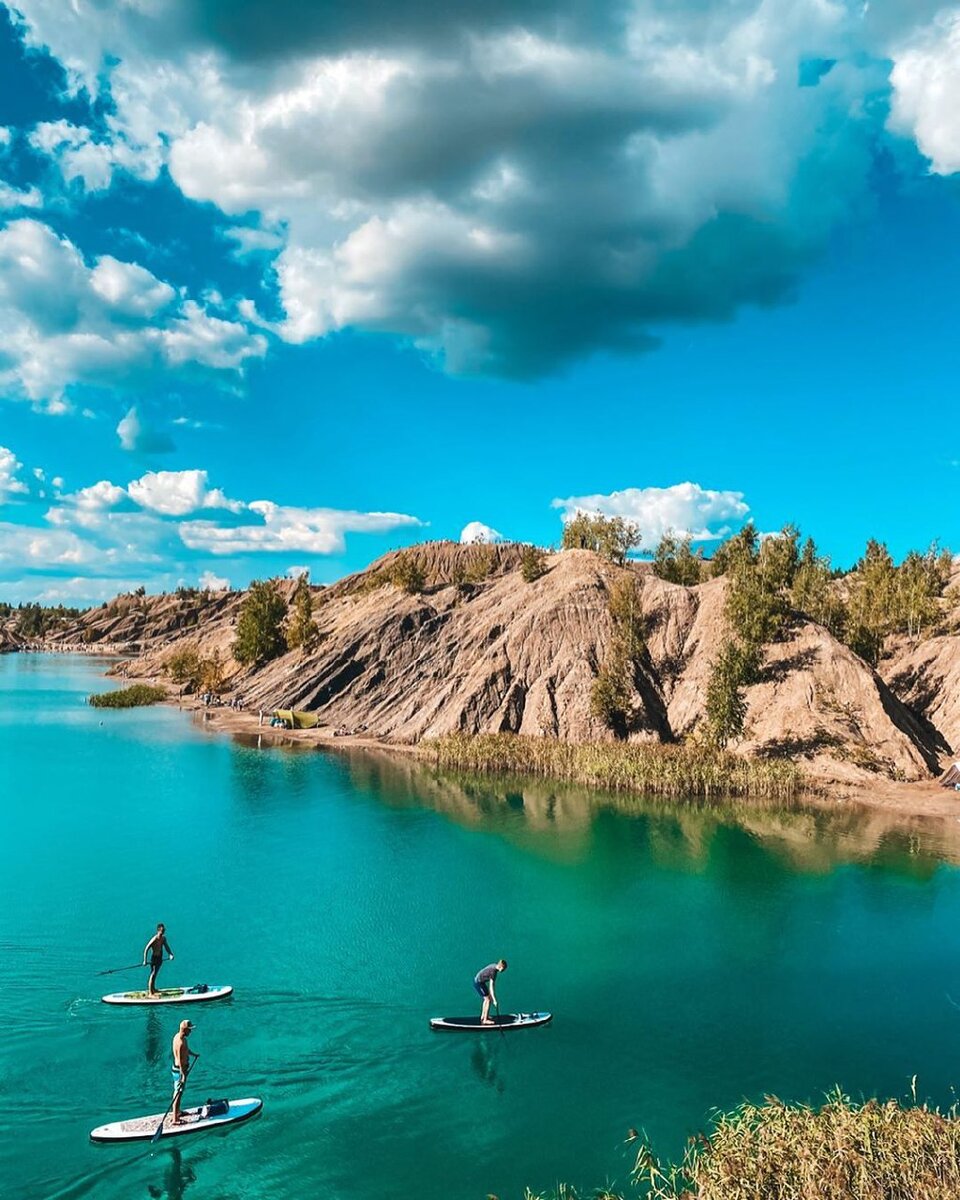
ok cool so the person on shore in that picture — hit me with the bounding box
[143,923,174,995]
[170,1019,195,1125]
[474,959,507,1024]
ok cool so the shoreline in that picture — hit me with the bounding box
[154,688,960,824]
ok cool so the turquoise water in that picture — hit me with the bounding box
[4,654,960,1199]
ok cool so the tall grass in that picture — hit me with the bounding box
[425,733,800,800]
[89,684,167,708]
[526,1089,960,1200]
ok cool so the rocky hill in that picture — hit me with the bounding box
[29,540,959,787]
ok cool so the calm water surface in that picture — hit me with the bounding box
[4,654,960,1199]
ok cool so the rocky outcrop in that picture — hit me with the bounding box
[46,541,944,786]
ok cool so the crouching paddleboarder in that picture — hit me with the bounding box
[143,923,174,996]
[474,959,507,1024]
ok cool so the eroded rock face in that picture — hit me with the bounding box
[50,542,949,783]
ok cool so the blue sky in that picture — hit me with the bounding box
[1,1,960,603]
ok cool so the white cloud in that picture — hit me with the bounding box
[199,569,230,591]
[29,119,162,191]
[9,0,923,378]
[0,446,30,504]
[116,406,175,454]
[180,501,423,555]
[126,469,243,517]
[460,520,503,544]
[0,521,95,566]
[223,225,284,258]
[552,482,749,545]
[286,564,310,578]
[0,218,267,405]
[0,181,42,210]
[889,11,960,175]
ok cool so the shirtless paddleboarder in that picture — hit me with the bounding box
[143,923,174,995]
[170,1019,196,1126]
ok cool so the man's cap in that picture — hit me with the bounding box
[179,1019,194,1032]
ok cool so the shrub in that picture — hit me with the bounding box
[520,544,548,583]
[89,684,166,708]
[390,551,426,594]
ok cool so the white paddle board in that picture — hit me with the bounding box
[430,1011,552,1031]
[101,985,233,1006]
[90,1097,262,1142]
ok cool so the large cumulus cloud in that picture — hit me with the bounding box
[10,0,958,378]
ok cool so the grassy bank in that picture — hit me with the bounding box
[425,733,801,800]
[89,684,167,708]
[527,1089,960,1200]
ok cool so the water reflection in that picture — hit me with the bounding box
[147,1147,196,1200]
[338,749,960,877]
[144,1009,163,1066]
[470,1039,505,1094]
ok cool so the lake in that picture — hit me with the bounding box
[3,653,960,1199]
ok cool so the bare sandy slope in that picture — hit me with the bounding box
[57,540,959,805]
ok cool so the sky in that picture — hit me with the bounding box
[1,0,960,603]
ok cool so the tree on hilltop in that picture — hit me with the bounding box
[561,512,640,564]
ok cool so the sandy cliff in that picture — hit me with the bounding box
[39,541,950,786]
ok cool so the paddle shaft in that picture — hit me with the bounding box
[151,1053,198,1144]
[97,956,171,977]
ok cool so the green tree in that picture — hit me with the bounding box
[844,540,897,666]
[791,540,846,636]
[167,644,202,688]
[590,646,633,738]
[285,573,320,651]
[704,640,760,748]
[710,523,759,578]
[896,544,949,640]
[233,579,288,665]
[199,649,226,695]
[607,574,645,659]
[653,531,704,586]
[520,544,548,583]
[561,512,641,564]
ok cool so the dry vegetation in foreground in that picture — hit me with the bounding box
[426,733,801,800]
[525,1089,960,1200]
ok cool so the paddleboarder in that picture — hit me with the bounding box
[170,1019,195,1126]
[143,923,174,996]
[474,959,507,1025]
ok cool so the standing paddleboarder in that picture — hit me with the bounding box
[143,923,174,996]
[474,959,507,1024]
[170,1019,195,1126]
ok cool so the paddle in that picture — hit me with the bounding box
[97,954,172,977]
[151,1054,198,1144]
[494,997,505,1039]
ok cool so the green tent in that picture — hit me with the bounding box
[274,709,320,730]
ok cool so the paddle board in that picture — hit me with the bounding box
[90,1097,262,1143]
[101,985,233,1006]
[430,1011,552,1031]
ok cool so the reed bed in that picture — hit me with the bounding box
[425,733,801,801]
[88,683,167,708]
[526,1089,960,1200]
